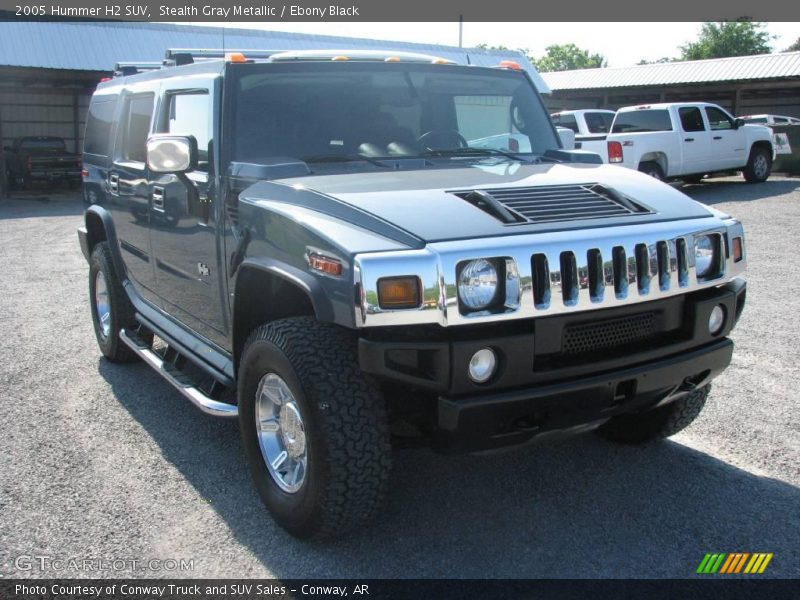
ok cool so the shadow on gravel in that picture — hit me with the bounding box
[98,359,800,578]
[0,192,84,219]
[680,178,800,206]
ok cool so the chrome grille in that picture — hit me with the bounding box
[353,217,746,329]
[453,183,649,224]
[530,237,691,311]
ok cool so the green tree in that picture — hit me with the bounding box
[531,44,607,72]
[637,57,674,65]
[785,38,800,52]
[680,22,773,60]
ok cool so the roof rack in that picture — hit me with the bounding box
[113,61,162,77]
[163,48,283,66]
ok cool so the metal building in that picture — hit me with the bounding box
[0,21,539,193]
[542,52,800,117]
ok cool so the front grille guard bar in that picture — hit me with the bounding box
[354,217,746,328]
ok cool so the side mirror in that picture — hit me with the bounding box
[556,127,576,150]
[734,118,745,129]
[146,135,197,173]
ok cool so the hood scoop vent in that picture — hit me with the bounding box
[451,183,651,225]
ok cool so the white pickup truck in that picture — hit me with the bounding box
[605,102,774,183]
[551,109,615,162]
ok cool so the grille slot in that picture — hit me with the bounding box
[452,183,649,225]
[562,312,656,356]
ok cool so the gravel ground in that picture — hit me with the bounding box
[0,177,798,579]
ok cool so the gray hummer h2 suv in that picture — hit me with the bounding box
[79,49,747,539]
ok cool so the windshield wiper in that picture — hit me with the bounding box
[421,147,534,163]
[303,153,391,168]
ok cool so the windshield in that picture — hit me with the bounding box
[19,138,66,150]
[227,62,558,167]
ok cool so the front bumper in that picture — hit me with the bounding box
[436,338,731,452]
[27,170,81,181]
[360,279,745,452]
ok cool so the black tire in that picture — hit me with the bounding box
[638,161,665,180]
[238,317,391,539]
[742,146,772,183]
[594,385,710,445]
[88,242,139,363]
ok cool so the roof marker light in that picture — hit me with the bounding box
[431,58,450,64]
[385,56,401,62]
[498,60,522,70]
[331,55,350,61]
[226,52,247,63]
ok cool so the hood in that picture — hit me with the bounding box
[244,162,716,245]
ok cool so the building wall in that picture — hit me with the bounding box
[0,90,89,153]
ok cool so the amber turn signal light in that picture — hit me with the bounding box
[733,237,743,262]
[377,277,421,309]
[308,253,343,276]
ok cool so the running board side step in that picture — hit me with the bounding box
[119,329,238,418]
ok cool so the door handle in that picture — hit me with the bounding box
[713,136,722,140]
[684,138,694,142]
[108,173,119,194]
[152,186,165,211]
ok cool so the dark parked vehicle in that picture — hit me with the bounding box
[78,49,747,539]
[4,136,81,189]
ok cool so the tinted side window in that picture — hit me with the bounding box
[679,107,705,132]
[84,97,118,156]
[120,93,154,163]
[552,113,579,133]
[160,91,211,169]
[612,110,673,133]
[705,107,734,131]
[584,112,613,134]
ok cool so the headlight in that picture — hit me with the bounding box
[694,234,717,279]
[458,259,499,310]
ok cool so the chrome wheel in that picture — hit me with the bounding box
[255,373,307,493]
[94,270,111,339]
[753,153,769,179]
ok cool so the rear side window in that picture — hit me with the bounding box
[551,113,579,133]
[679,107,705,132]
[120,93,154,163]
[612,109,673,133]
[84,97,118,156]
[584,112,613,134]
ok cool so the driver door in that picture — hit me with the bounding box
[705,106,745,170]
[148,77,227,346]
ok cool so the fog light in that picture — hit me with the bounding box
[468,348,497,384]
[708,304,726,335]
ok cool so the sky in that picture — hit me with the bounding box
[187,22,799,67]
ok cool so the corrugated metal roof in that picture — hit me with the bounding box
[542,52,800,91]
[0,21,549,92]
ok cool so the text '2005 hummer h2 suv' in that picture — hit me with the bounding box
[79,49,747,539]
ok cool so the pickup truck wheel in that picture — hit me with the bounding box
[638,161,665,180]
[88,242,138,363]
[238,317,391,539]
[742,147,771,183]
[594,385,710,445]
